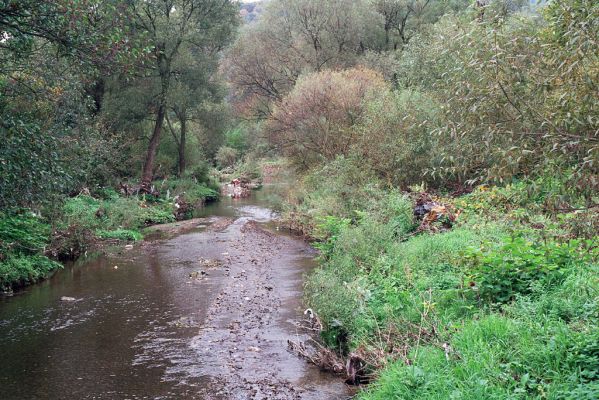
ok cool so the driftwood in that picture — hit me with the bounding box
[287,309,372,386]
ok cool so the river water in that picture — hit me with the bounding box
[0,188,349,399]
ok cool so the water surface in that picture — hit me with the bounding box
[0,187,346,399]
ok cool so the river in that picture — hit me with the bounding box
[0,187,350,399]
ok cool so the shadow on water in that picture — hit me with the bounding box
[0,186,348,399]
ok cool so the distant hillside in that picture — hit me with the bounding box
[240,1,267,23]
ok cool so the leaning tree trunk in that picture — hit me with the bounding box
[141,51,170,193]
[141,102,166,192]
[178,116,187,177]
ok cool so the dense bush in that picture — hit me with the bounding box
[215,146,239,169]
[283,156,384,234]
[269,68,388,168]
[354,89,442,188]
[0,212,61,290]
[395,2,598,185]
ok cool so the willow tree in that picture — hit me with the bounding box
[131,0,238,191]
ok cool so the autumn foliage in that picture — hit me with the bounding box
[268,68,388,168]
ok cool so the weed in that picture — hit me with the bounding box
[461,237,596,305]
[95,229,143,241]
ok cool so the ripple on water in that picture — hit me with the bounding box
[237,205,276,222]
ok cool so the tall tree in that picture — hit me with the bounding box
[0,0,141,208]
[222,0,382,120]
[372,0,468,50]
[131,0,238,191]
[166,45,226,176]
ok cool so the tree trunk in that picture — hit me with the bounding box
[141,49,170,193]
[178,116,187,177]
[141,103,166,192]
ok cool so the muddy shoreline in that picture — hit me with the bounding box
[141,214,353,399]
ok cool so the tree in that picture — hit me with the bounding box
[391,3,598,187]
[222,0,383,119]
[0,0,141,208]
[268,68,388,168]
[166,44,226,177]
[372,0,469,50]
[131,0,238,191]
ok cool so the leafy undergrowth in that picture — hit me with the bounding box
[61,193,175,240]
[1,179,218,291]
[298,171,598,398]
[61,179,219,241]
[0,212,62,291]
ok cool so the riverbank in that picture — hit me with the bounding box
[0,188,350,399]
[281,167,599,398]
[0,178,220,293]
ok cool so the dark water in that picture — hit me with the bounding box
[0,187,339,399]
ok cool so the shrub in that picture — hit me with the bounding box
[162,178,219,204]
[216,146,238,169]
[313,216,351,259]
[462,237,596,305]
[96,229,143,241]
[186,161,211,185]
[0,212,62,290]
[0,254,61,290]
[397,6,599,185]
[62,194,176,232]
[224,126,249,153]
[284,155,383,231]
[268,68,388,168]
[0,211,52,255]
[354,89,442,188]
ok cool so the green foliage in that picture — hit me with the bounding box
[0,116,69,209]
[298,170,597,398]
[216,146,239,169]
[62,194,176,234]
[462,237,596,304]
[160,178,220,204]
[284,156,383,232]
[313,216,351,258]
[0,212,52,255]
[355,89,442,188]
[225,126,249,153]
[95,229,143,242]
[0,212,61,290]
[399,4,597,185]
[0,254,61,291]
[360,311,598,399]
[185,161,212,185]
[235,157,262,181]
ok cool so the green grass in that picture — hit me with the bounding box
[95,229,143,241]
[297,172,598,398]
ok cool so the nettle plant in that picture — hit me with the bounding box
[461,236,596,305]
